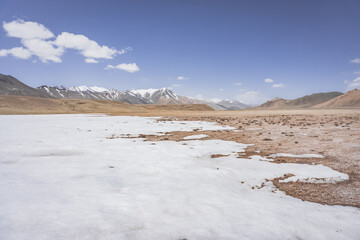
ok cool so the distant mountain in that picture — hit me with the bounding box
[131,88,179,104]
[256,97,290,109]
[288,92,343,108]
[0,74,50,98]
[130,88,250,109]
[38,85,151,104]
[213,99,249,110]
[312,89,360,108]
[256,92,343,109]
[0,73,253,110]
[39,84,248,109]
[68,86,108,92]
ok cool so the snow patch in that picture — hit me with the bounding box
[183,134,208,140]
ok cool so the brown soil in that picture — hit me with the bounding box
[0,95,213,114]
[116,109,360,208]
[211,154,230,158]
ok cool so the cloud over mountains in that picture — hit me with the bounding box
[105,63,140,73]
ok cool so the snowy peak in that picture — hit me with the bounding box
[214,99,249,110]
[130,88,179,103]
[156,88,178,100]
[131,88,160,98]
[68,86,109,93]
[37,83,246,110]
[37,85,151,104]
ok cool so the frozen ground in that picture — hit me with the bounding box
[0,114,359,240]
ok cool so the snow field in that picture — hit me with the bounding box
[0,114,359,240]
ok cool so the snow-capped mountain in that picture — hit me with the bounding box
[37,84,249,110]
[131,88,179,104]
[213,99,249,110]
[68,86,109,93]
[37,85,151,104]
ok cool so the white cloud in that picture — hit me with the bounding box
[54,32,118,59]
[0,47,32,59]
[264,78,274,83]
[177,76,188,80]
[85,58,98,63]
[350,58,360,64]
[106,63,140,73]
[1,19,131,64]
[353,71,360,75]
[172,84,181,87]
[3,19,54,39]
[272,83,285,88]
[233,82,242,86]
[22,38,63,63]
[346,77,360,90]
[219,88,224,91]
[118,47,132,55]
[235,91,268,105]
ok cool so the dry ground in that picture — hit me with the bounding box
[116,109,360,208]
[1,95,359,208]
[0,95,213,114]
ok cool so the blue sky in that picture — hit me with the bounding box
[0,0,360,104]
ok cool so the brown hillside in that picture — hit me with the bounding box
[256,92,343,109]
[0,95,214,115]
[256,97,289,109]
[288,92,342,108]
[313,89,360,108]
[0,74,50,98]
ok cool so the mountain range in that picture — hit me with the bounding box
[38,85,250,109]
[256,92,344,109]
[1,73,360,110]
[0,74,249,110]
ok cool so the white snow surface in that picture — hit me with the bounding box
[183,134,208,140]
[0,114,359,240]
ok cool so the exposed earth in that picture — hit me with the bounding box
[114,109,360,208]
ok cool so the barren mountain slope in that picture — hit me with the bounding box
[0,74,50,98]
[256,97,289,109]
[313,89,360,108]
